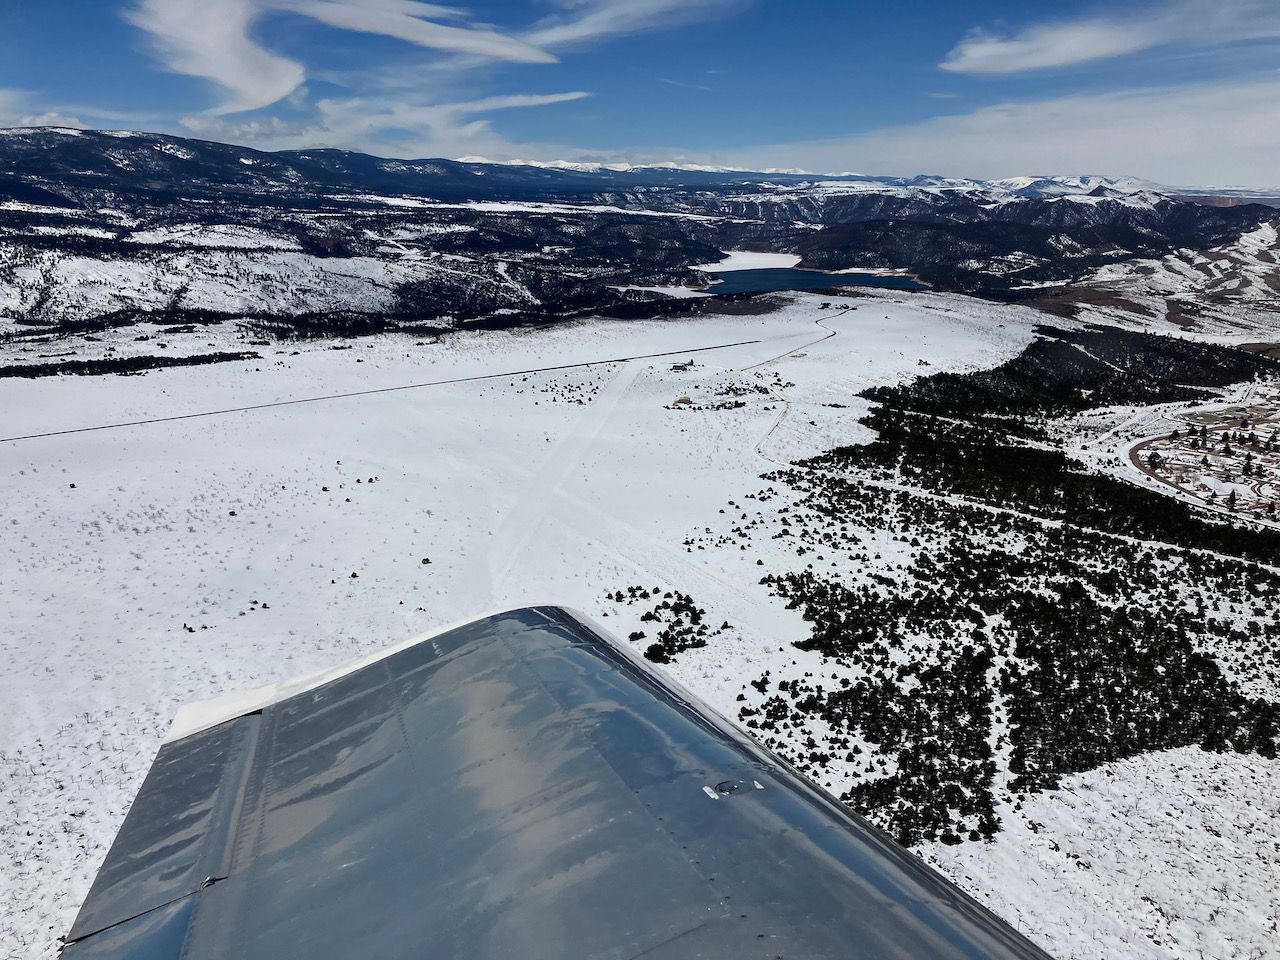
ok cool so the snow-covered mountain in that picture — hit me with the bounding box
[2,126,1275,353]
[0,126,1168,200]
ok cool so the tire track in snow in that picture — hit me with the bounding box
[749,313,845,465]
[489,360,642,592]
[456,361,789,628]
[461,427,795,633]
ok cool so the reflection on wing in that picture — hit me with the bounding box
[63,606,1053,960]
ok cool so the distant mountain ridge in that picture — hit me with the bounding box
[0,126,1186,206]
[1,126,1276,346]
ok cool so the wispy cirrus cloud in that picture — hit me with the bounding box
[125,0,307,114]
[523,0,746,49]
[942,0,1280,74]
[274,0,553,63]
[125,0,741,118]
[120,0,740,164]
[125,0,556,115]
[181,89,591,159]
[307,90,592,156]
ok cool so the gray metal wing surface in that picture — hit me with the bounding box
[62,606,1053,960]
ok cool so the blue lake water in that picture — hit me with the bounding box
[705,267,927,295]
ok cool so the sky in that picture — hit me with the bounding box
[1,0,1278,186]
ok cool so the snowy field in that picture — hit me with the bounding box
[923,747,1280,960]
[2,290,1278,960]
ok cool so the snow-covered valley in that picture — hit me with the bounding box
[5,122,1280,960]
[4,289,1279,960]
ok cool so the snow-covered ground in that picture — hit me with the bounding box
[694,249,803,271]
[1070,220,1280,335]
[0,242,461,321]
[1,290,1276,960]
[922,747,1280,960]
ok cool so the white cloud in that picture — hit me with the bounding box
[524,0,744,48]
[182,90,590,159]
[720,78,1280,188]
[310,90,591,156]
[0,89,88,130]
[273,0,553,63]
[126,0,307,114]
[9,111,90,130]
[447,91,591,112]
[943,0,1280,74]
[178,113,313,142]
[126,0,556,115]
[944,21,1157,74]
[0,90,31,126]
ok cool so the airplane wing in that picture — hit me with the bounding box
[62,606,1052,959]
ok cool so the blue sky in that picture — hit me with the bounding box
[2,1,1278,185]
